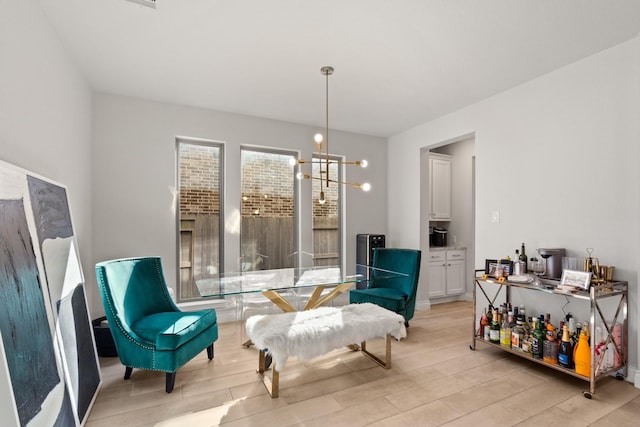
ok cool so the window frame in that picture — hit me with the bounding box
[175,137,225,303]
[239,145,300,271]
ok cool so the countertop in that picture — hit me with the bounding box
[429,246,466,251]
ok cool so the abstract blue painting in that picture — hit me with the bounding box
[0,161,101,426]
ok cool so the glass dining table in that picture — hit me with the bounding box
[194,264,407,313]
[193,264,407,349]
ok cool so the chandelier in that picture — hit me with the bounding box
[292,66,370,204]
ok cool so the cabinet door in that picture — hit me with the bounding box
[430,157,451,220]
[446,259,465,295]
[427,260,447,298]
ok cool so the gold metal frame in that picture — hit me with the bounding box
[257,334,393,398]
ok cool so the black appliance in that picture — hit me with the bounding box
[431,227,448,247]
[356,234,385,289]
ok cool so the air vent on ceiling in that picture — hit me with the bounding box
[126,0,156,8]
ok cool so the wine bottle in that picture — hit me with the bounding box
[489,309,500,344]
[519,243,528,273]
[558,325,574,368]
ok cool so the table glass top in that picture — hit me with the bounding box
[195,265,407,298]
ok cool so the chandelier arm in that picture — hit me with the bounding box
[324,67,330,188]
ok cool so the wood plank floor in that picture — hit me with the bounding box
[86,301,640,426]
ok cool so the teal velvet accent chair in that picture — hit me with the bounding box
[349,248,422,327]
[95,256,218,393]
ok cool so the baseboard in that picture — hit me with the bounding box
[634,367,640,388]
[415,300,431,311]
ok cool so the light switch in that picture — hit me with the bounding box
[491,210,500,223]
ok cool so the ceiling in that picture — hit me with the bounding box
[37,0,640,138]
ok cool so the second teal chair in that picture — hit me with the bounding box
[349,248,421,327]
[95,257,218,393]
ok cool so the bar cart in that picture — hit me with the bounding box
[470,271,628,399]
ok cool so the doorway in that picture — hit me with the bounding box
[418,134,476,308]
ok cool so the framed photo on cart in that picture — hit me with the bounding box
[560,269,592,290]
[485,259,513,277]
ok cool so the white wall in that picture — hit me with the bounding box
[92,93,387,315]
[0,0,93,424]
[389,37,640,385]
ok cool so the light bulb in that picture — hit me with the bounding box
[296,172,304,180]
[360,159,368,168]
[318,191,326,204]
[360,182,371,192]
[289,157,297,166]
[314,133,323,144]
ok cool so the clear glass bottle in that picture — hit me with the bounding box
[500,311,513,348]
[511,317,524,351]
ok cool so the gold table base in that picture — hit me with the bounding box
[257,334,393,398]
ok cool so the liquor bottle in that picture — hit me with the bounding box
[558,325,574,368]
[522,316,531,337]
[519,304,526,320]
[574,329,591,376]
[479,308,490,340]
[568,317,577,346]
[500,312,513,348]
[543,328,558,364]
[582,321,590,340]
[489,309,501,344]
[556,321,565,349]
[511,317,524,351]
[532,316,545,359]
[521,316,533,354]
[519,243,528,273]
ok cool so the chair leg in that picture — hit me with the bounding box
[207,343,214,360]
[405,320,409,328]
[165,372,176,393]
[124,366,133,380]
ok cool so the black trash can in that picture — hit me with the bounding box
[92,316,118,357]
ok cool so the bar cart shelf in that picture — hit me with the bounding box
[470,272,628,399]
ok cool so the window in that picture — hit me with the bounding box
[176,139,223,302]
[312,154,343,267]
[240,147,297,271]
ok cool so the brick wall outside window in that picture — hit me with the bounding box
[179,144,220,215]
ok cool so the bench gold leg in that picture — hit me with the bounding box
[258,350,279,398]
[258,335,393,398]
[360,334,392,369]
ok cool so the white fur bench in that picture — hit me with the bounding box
[245,303,407,397]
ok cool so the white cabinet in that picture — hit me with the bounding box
[429,153,452,221]
[426,252,446,298]
[428,249,466,298]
